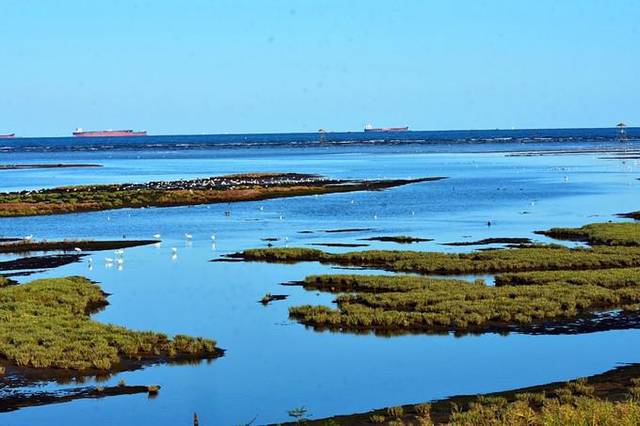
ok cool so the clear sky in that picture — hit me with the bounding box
[1,0,638,136]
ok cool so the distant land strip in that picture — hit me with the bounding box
[0,173,446,218]
[0,163,102,170]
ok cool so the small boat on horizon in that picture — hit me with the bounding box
[0,133,15,139]
[72,128,147,137]
[364,124,409,132]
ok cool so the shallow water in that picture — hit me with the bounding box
[0,135,639,425]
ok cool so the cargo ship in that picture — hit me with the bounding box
[72,128,147,137]
[364,124,409,132]
[0,133,15,138]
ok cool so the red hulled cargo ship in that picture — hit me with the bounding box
[72,128,147,137]
[364,124,409,132]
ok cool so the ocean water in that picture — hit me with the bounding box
[0,130,639,425]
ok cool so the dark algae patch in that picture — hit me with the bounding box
[0,173,445,217]
[360,235,433,243]
[294,364,640,425]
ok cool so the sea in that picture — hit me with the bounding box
[0,128,639,425]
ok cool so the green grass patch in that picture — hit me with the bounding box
[0,276,218,370]
[496,268,640,289]
[238,245,640,274]
[538,222,640,246]
[288,273,640,333]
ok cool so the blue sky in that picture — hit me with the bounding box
[1,0,638,136]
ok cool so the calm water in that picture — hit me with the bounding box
[0,130,639,425]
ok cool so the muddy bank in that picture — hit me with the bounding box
[619,211,640,220]
[291,363,640,425]
[0,173,446,217]
[0,254,85,271]
[298,228,376,234]
[324,228,375,234]
[0,239,157,253]
[442,237,532,246]
[360,236,432,244]
[309,243,370,248]
[0,384,149,413]
[0,163,101,170]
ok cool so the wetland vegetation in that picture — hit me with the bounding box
[235,221,640,335]
[299,364,640,425]
[287,272,640,334]
[0,173,444,217]
[0,276,220,370]
[232,244,640,275]
[537,222,640,246]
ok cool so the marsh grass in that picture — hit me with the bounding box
[0,175,439,217]
[495,268,640,288]
[289,273,640,333]
[301,363,640,425]
[538,222,640,246]
[0,276,218,370]
[239,245,640,274]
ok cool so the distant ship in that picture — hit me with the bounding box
[72,128,147,137]
[364,124,409,132]
[0,133,15,138]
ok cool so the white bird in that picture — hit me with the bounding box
[279,215,284,220]
[185,233,193,239]
[259,206,264,211]
[153,233,161,239]
[24,235,33,241]
[171,247,178,253]
[105,257,114,264]
[88,257,94,264]
[116,258,124,265]
[74,247,82,252]
[210,234,216,241]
